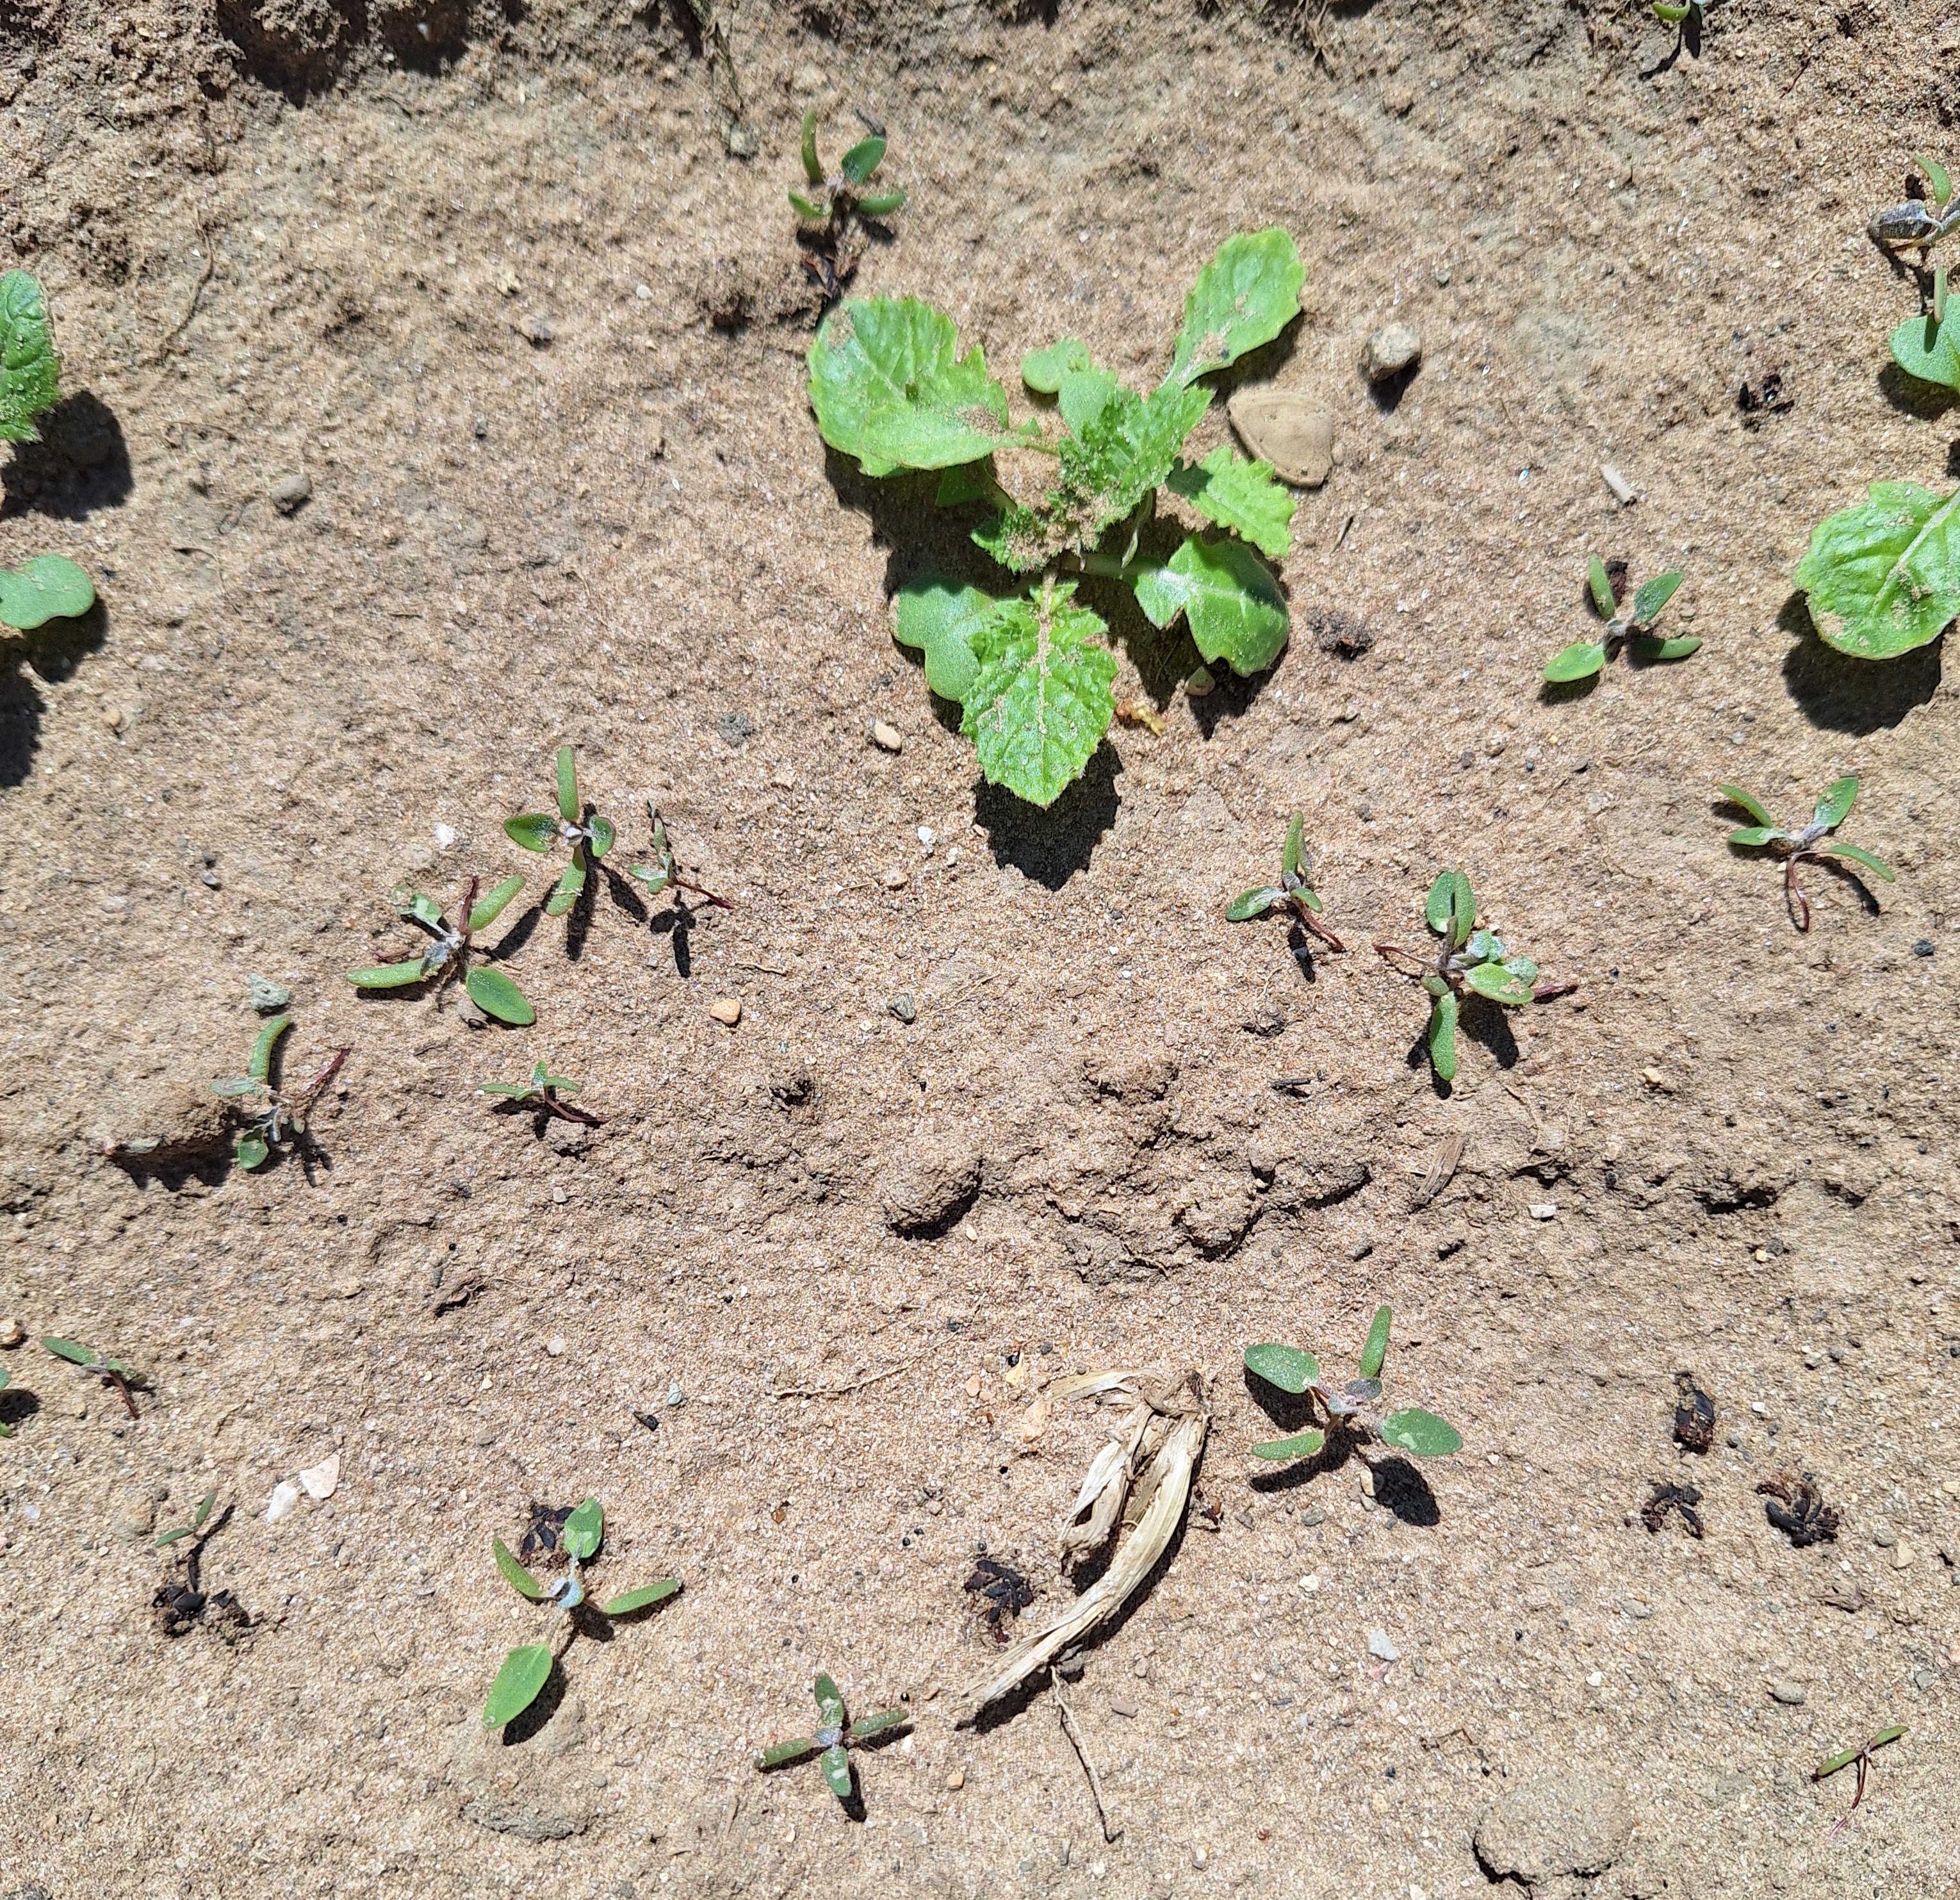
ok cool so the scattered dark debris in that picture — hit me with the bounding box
[1189,1488,1225,1532]
[1642,1480,1705,1538]
[964,1554,1035,1642]
[1758,1471,1840,1547]
[1600,556,1630,605]
[1269,1076,1315,1097]
[519,1501,575,1565]
[1737,368,1793,424]
[1673,1371,1716,1454]
[632,1409,661,1435]
[1307,607,1373,659]
[151,1579,252,1641]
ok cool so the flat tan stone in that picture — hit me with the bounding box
[1225,388,1335,487]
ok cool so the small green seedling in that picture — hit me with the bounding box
[1226,812,1344,950]
[41,1334,144,1420]
[156,1489,221,1549]
[1881,160,1960,393]
[212,1015,349,1170]
[346,873,532,1024]
[505,746,615,919]
[1815,1723,1904,1838]
[755,1673,910,1805]
[791,111,905,307]
[1718,778,1894,931]
[479,1061,605,1127]
[1,270,95,632]
[1375,871,1565,1084]
[1544,559,1694,682]
[1870,156,1959,261]
[1243,1304,1462,1465]
[1649,0,1728,44]
[626,803,731,912]
[484,1496,680,1730]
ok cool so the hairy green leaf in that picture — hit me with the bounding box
[0,553,94,630]
[1811,775,1858,831]
[960,583,1116,807]
[1793,482,1960,659]
[814,1673,847,1730]
[1132,534,1289,675]
[494,1537,548,1600]
[484,1644,554,1728]
[0,270,61,444]
[1449,873,1476,947]
[1464,962,1534,1006]
[1716,783,1776,828]
[1243,1342,1320,1393]
[756,1737,819,1769]
[1226,886,1284,922]
[1166,445,1295,559]
[821,1743,853,1801]
[808,297,1020,476]
[1586,556,1618,618]
[601,1578,681,1617]
[1022,338,1093,392]
[1048,381,1212,552]
[1544,640,1606,683]
[1630,571,1683,626]
[1058,366,1118,439]
[1378,1408,1463,1457]
[849,1710,908,1740]
[546,849,587,918]
[894,577,997,703]
[840,135,886,183]
[1818,840,1894,881]
[1425,872,1460,935]
[347,958,428,990]
[465,966,534,1026]
[1428,989,1459,1082]
[971,499,1051,574]
[470,875,525,932]
[1357,1306,1392,1380]
[1890,308,1960,391]
[1168,229,1307,388]
[234,1133,270,1171]
[562,1496,604,1562]
[1250,1430,1327,1462]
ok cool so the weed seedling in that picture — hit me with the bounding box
[212,1014,349,1170]
[1870,155,1959,263]
[1226,812,1344,949]
[152,1489,249,1638]
[1243,1304,1462,1466]
[156,1489,221,1550]
[0,270,95,631]
[1544,557,1694,683]
[626,803,731,912]
[484,1496,680,1730]
[755,1673,910,1805]
[505,746,615,919]
[1648,0,1728,59]
[1718,778,1894,930]
[346,873,532,1024]
[40,1334,145,1420]
[790,111,906,309]
[812,229,1307,805]
[1375,871,1567,1084]
[1815,1724,1905,1839]
[478,1061,605,1127]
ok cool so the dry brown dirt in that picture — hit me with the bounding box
[1,0,1956,1896]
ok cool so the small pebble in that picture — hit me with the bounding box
[870,720,904,753]
[917,825,936,850]
[1913,939,1934,958]
[945,1768,965,1790]
[1528,1202,1557,1220]
[0,1318,22,1348]
[890,993,916,1023]
[1361,321,1421,383]
[1726,1427,1743,1448]
[1346,1238,1375,1262]
[1367,1629,1400,1663]
[1108,1695,1138,1718]
[268,471,313,513]
[1600,462,1637,505]
[1892,1541,1916,1570]
[248,974,292,1014]
[879,867,910,890]
[266,1480,301,1524]
[1873,1524,1898,1548]
[1769,1680,1807,1707]
[518,311,554,346]
[544,1335,566,1357]
[667,1381,685,1407]
[433,823,458,849]
[1621,1598,1653,1619]
[1298,1575,1320,1594]
[102,705,125,733]
[710,996,742,1026]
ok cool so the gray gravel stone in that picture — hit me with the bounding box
[1361,322,1421,383]
[1770,1680,1807,1706]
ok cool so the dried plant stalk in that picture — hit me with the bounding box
[956,1370,1208,1724]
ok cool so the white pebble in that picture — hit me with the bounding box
[267,1480,300,1524]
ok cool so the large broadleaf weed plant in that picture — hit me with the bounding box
[1,270,95,632]
[808,229,1308,805]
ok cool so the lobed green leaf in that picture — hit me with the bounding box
[1250,1429,1327,1461]
[1168,229,1307,388]
[1057,365,1118,439]
[1166,444,1296,559]
[893,577,998,704]
[1378,1407,1463,1457]
[0,270,61,445]
[1543,640,1606,683]
[1132,534,1289,676]
[465,965,534,1026]
[1357,1306,1392,1380]
[1243,1342,1321,1393]
[601,1578,681,1617]
[1048,380,1212,553]
[483,1644,554,1728]
[0,554,94,630]
[960,583,1116,808]
[1793,481,1960,659]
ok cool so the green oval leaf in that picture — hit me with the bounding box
[1057,365,1119,439]
[1428,988,1459,1082]
[1243,1342,1320,1393]
[1793,481,1960,659]
[855,189,908,218]
[1169,229,1307,388]
[1543,640,1606,683]
[1464,962,1534,1006]
[483,1644,554,1728]
[1281,812,1305,881]
[601,1578,681,1617]
[1357,1306,1392,1380]
[494,1536,548,1600]
[1727,824,1777,848]
[894,576,998,703]
[847,1709,908,1740]
[545,850,587,917]
[345,958,429,990]
[503,814,557,852]
[156,1525,194,1546]
[1586,555,1618,618]
[466,965,535,1026]
[821,1742,854,1801]
[756,1735,820,1769]
[1250,1429,1327,1462]
[840,135,886,183]
[1818,840,1895,881]
[1022,338,1093,393]
[0,553,94,630]
[1378,1407,1463,1457]
[814,1673,847,1728]
[1812,774,1858,831]
[788,189,828,220]
[1631,571,1683,625]
[1629,633,1701,662]
[554,746,580,822]
[1131,534,1289,675]
[234,1133,270,1170]
[799,110,821,183]
[587,815,615,859]
[1890,307,1960,392]
[0,270,61,445]
[808,297,1020,475]
[960,582,1116,808]
[562,1496,603,1562]
[1226,886,1285,921]
[1715,783,1776,828]
[42,1336,100,1365]
[469,875,526,932]
[1166,444,1295,559]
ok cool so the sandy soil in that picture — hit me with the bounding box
[1,0,1956,1896]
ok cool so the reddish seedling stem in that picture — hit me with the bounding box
[1290,896,1344,952]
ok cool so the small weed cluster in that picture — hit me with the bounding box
[1,271,95,632]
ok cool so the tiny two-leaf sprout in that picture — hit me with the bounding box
[1375,871,1567,1085]
[1815,1724,1906,1840]
[1718,778,1895,932]
[479,1061,605,1127]
[505,746,615,920]
[484,1495,680,1730]
[1544,558,1694,684]
[40,1334,145,1420]
[346,872,532,1025]
[790,111,905,309]
[1225,811,1344,951]
[626,802,731,912]
[156,1489,220,1549]
[0,270,95,631]
[212,1014,350,1170]
[755,1673,910,1806]
[1243,1304,1462,1466]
